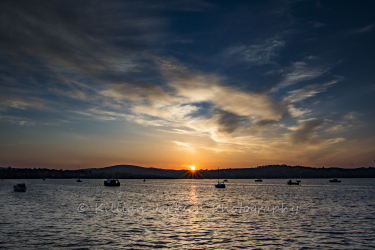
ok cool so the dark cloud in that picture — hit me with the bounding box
[0,0,165,81]
[255,119,277,127]
[102,81,172,106]
[288,119,326,144]
[214,112,280,137]
[216,110,247,134]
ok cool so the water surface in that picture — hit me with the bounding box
[1,179,374,249]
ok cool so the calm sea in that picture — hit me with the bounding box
[1,179,374,249]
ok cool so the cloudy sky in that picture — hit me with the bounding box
[1,0,375,170]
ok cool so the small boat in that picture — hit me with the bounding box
[215,182,226,188]
[255,179,263,182]
[215,167,226,188]
[143,179,146,182]
[13,183,26,192]
[224,179,228,182]
[77,179,82,182]
[329,179,341,183]
[296,180,301,183]
[287,180,299,185]
[43,178,45,181]
[104,177,120,186]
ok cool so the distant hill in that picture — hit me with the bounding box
[88,165,185,178]
[1,164,375,179]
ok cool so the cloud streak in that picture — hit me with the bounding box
[351,24,374,34]
[224,37,285,65]
[270,62,328,92]
[284,78,341,103]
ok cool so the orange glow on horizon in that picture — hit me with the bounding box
[190,165,196,171]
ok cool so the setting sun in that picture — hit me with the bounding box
[190,166,196,171]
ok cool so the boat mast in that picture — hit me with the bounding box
[217,167,219,183]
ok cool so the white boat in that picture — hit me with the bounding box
[77,179,82,182]
[13,183,26,192]
[255,178,263,182]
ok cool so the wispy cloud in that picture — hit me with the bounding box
[270,62,328,92]
[309,21,326,28]
[0,95,45,110]
[351,24,374,34]
[344,111,361,121]
[164,68,286,121]
[284,78,341,103]
[0,1,167,83]
[223,37,285,65]
[287,105,311,117]
[0,114,52,127]
[173,141,194,148]
[323,112,364,135]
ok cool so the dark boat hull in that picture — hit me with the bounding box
[104,180,120,186]
[215,184,226,188]
[13,184,26,192]
[287,181,299,185]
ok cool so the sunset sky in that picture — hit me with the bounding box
[1,0,375,170]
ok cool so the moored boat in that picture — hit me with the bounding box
[215,167,226,188]
[215,183,226,188]
[329,179,341,183]
[104,178,120,186]
[13,183,26,192]
[287,180,299,185]
[255,179,263,182]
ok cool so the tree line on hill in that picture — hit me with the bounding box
[1,164,375,179]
